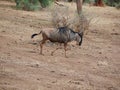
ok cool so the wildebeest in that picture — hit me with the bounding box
[31,27,83,57]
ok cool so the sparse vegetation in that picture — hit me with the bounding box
[103,0,120,7]
[15,0,53,11]
[115,2,120,9]
[39,0,54,8]
[51,4,90,34]
[84,0,120,7]
[15,0,41,11]
[0,1,120,90]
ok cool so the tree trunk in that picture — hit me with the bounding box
[76,0,83,14]
[95,0,104,6]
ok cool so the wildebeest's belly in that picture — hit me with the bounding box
[49,37,68,43]
[48,31,69,43]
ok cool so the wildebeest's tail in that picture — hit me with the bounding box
[31,31,42,39]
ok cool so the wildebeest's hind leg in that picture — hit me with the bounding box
[51,44,62,56]
[40,40,46,55]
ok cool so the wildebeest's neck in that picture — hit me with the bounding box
[58,27,77,41]
[48,27,78,43]
[58,27,77,34]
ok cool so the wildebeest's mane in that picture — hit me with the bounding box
[58,27,68,33]
[58,27,77,34]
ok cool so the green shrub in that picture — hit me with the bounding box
[15,0,41,11]
[2,0,14,2]
[84,0,90,3]
[115,3,120,9]
[83,0,120,7]
[15,0,54,11]
[39,0,53,8]
[103,0,120,7]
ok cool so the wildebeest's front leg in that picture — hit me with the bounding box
[40,40,46,55]
[64,43,68,58]
[51,44,62,56]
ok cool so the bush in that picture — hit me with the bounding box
[15,0,41,11]
[39,0,53,8]
[15,0,53,11]
[15,0,54,11]
[115,3,120,9]
[83,0,120,7]
[2,0,14,2]
[103,0,120,7]
[84,0,90,3]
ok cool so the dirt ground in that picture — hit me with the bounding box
[0,1,120,90]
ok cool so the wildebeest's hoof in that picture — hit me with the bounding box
[65,56,68,58]
[51,52,54,56]
[40,53,44,56]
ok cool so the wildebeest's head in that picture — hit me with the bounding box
[76,31,83,46]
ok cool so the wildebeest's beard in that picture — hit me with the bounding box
[75,34,81,46]
[78,32,83,46]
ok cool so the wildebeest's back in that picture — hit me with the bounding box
[49,27,69,43]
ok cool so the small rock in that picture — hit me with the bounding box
[31,64,39,68]
[7,43,10,46]
[51,80,57,83]
[37,78,40,81]
[35,64,39,67]
[107,86,118,90]
[22,16,25,18]
[111,33,119,35]
[50,70,55,73]
[112,29,115,31]
[99,52,102,54]
[14,41,17,44]
[97,61,108,66]
[60,73,67,76]
[2,30,5,32]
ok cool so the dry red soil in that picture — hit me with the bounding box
[0,1,120,90]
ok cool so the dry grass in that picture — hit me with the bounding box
[50,2,94,36]
[0,1,120,90]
